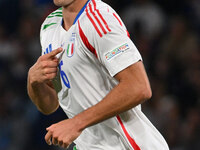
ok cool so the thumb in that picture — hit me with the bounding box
[46,126,50,131]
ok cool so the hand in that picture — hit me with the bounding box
[45,118,82,148]
[28,48,63,85]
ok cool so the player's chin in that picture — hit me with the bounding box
[53,0,64,6]
[53,0,73,7]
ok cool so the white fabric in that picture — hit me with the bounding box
[40,0,169,149]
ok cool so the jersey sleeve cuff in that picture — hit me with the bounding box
[107,55,142,77]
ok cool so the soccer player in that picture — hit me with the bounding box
[27,0,169,149]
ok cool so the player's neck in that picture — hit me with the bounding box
[62,0,88,31]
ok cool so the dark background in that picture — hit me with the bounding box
[0,0,199,150]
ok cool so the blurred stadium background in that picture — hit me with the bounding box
[0,0,199,150]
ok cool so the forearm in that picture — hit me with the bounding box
[74,81,149,130]
[27,75,59,115]
[45,80,147,147]
[27,48,63,114]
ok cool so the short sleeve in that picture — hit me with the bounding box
[91,11,142,76]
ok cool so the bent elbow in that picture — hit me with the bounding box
[38,108,52,115]
[145,87,152,100]
[140,87,152,103]
[37,105,58,115]
[39,109,53,115]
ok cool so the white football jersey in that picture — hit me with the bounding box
[40,0,169,149]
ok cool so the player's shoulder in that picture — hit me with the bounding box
[78,0,127,38]
[40,8,63,33]
[80,0,117,24]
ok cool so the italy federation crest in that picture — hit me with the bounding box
[66,33,76,57]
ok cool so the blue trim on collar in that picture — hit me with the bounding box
[73,0,90,24]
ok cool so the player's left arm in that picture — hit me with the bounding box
[74,60,152,128]
[45,60,152,148]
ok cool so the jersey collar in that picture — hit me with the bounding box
[73,0,90,24]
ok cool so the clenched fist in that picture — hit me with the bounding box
[45,118,82,148]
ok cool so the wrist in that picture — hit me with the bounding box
[72,114,87,132]
[28,68,40,86]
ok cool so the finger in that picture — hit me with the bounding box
[52,137,58,145]
[45,131,52,145]
[52,57,59,62]
[46,127,50,130]
[44,73,57,81]
[46,125,54,130]
[47,48,63,59]
[48,61,59,68]
[62,143,69,149]
[43,68,57,75]
[41,60,59,69]
[58,140,63,147]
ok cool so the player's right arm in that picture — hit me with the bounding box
[27,48,62,115]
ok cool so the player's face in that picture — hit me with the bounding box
[53,0,75,7]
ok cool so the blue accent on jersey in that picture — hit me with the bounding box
[73,0,90,24]
[45,48,48,54]
[59,60,71,88]
[44,44,53,54]
[49,44,52,52]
